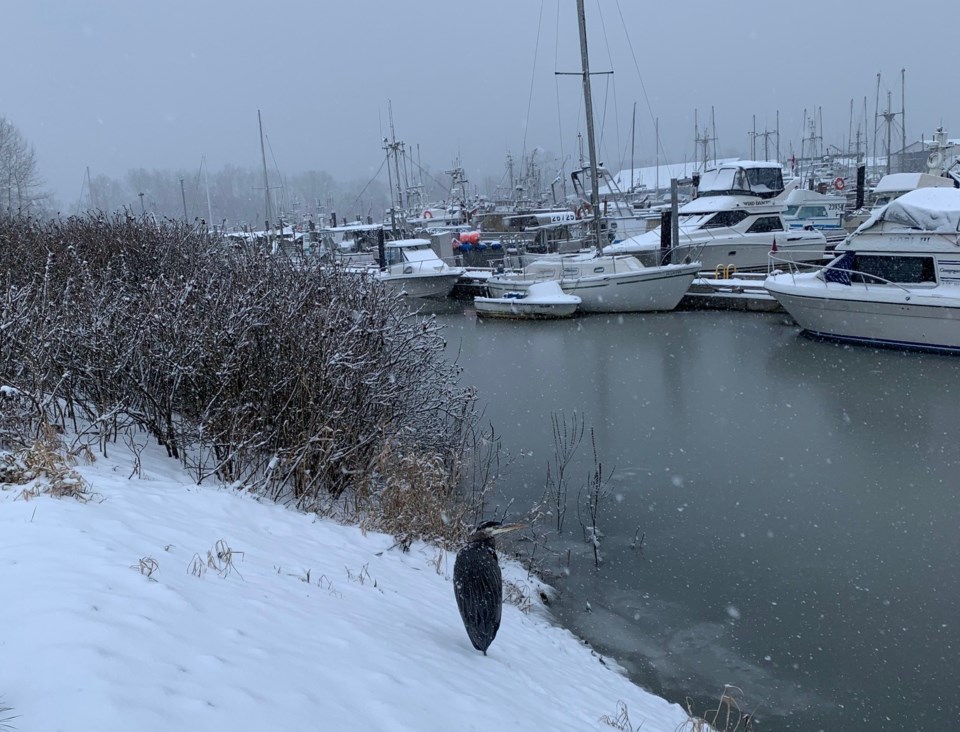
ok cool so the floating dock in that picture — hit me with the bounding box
[678,272,783,312]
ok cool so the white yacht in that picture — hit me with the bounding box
[764,187,960,353]
[604,161,827,273]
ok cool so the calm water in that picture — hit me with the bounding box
[433,304,960,732]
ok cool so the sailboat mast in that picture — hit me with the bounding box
[630,101,636,193]
[258,110,272,234]
[656,117,660,196]
[203,156,213,233]
[575,0,603,254]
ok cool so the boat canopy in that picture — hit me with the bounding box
[872,172,954,194]
[697,162,784,199]
[856,188,960,234]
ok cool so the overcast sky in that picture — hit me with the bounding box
[3,0,956,204]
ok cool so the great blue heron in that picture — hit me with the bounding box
[453,520,524,655]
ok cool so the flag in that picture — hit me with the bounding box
[824,251,855,285]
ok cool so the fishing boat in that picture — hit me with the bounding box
[473,280,581,319]
[764,187,960,352]
[375,238,466,299]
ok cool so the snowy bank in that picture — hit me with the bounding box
[0,442,690,732]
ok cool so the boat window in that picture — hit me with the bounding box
[798,206,828,219]
[402,245,440,263]
[702,210,750,229]
[850,254,937,284]
[745,216,784,233]
[677,213,714,228]
[698,168,750,196]
[745,166,784,194]
[784,205,799,216]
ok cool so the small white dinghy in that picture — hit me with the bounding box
[473,280,581,320]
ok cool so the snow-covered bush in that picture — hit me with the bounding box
[0,213,480,523]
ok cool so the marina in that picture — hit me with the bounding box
[5,1,960,730]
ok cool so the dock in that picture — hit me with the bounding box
[678,272,783,312]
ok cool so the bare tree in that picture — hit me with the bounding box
[0,115,47,214]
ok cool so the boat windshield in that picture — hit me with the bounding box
[698,166,784,199]
[400,245,440,263]
[676,213,714,228]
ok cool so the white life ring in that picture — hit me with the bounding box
[928,151,944,170]
[833,177,846,191]
[422,210,433,219]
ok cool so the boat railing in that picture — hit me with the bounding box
[768,253,920,297]
[766,250,831,274]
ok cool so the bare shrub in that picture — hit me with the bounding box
[3,424,89,501]
[678,685,755,732]
[0,698,16,731]
[0,213,480,534]
[599,700,636,731]
[358,439,477,551]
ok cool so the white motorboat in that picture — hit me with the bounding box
[764,187,960,353]
[473,280,581,319]
[605,161,828,273]
[374,238,465,299]
[485,252,699,313]
[782,187,846,235]
[869,172,955,213]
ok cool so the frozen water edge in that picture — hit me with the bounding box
[0,438,690,732]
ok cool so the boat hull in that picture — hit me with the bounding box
[566,263,699,313]
[487,262,699,313]
[378,271,463,299]
[674,233,827,273]
[473,298,580,319]
[765,272,960,352]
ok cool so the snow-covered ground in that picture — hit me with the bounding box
[0,439,691,732]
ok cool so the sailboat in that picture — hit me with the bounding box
[484,0,699,313]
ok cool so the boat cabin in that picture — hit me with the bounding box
[696,161,785,200]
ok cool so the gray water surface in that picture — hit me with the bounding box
[436,306,959,732]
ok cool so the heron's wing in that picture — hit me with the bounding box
[453,546,503,652]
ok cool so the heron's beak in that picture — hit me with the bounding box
[487,523,526,536]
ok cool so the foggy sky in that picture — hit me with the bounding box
[3,0,956,206]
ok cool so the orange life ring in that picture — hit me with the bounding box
[422,210,433,219]
[833,177,845,191]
